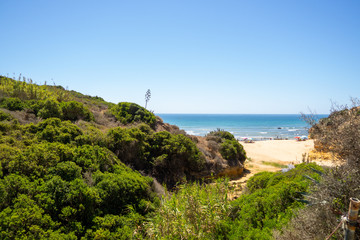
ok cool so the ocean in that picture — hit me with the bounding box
[157,114,328,141]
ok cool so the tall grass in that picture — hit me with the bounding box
[146,179,231,239]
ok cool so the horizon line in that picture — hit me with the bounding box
[156,113,329,115]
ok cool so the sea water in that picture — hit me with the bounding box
[157,114,328,141]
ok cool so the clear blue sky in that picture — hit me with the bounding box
[1,0,359,114]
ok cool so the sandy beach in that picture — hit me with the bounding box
[243,139,314,165]
[229,140,316,198]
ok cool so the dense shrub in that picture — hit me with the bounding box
[25,118,82,143]
[37,99,62,119]
[0,138,157,238]
[107,126,151,171]
[107,125,205,187]
[61,101,94,122]
[0,97,24,111]
[110,102,156,127]
[0,110,12,121]
[75,122,108,147]
[225,163,323,239]
[207,129,236,141]
[149,131,205,186]
[207,129,246,164]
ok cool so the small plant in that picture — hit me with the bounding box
[261,161,288,168]
[145,89,151,109]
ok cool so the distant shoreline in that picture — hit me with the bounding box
[158,113,326,140]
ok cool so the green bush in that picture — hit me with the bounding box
[0,97,24,111]
[107,126,151,170]
[73,145,120,173]
[37,99,62,119]
[110,102,156,127]
[49,161,82,181]
[207,130,247,163]
[220,139,247,163]
[0,110,12,121]
[61,101,94,122]
[74,123,107,147]
[207,129,236,141]
[148,131,205,186]
[225,163,323,239]
[94,171,153,215]
[25,118,82,143]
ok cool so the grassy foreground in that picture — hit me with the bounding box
[143,163,323,239]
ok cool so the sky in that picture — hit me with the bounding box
[1,0,359,114]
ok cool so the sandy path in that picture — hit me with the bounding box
[229,140,315,198]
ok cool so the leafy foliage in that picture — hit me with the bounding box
[0,110,12,121]
[0,97,24,111]
[226,163,323,239]
[207,129,247,164]
[61,101,94,122]
[110,102,156,127]
[147,179,231,239]
[108,126,205,187]
[37,98,62,119]
[0,117,157,238]
[145,163,323,239]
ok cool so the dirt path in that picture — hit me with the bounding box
[229,140,315,199]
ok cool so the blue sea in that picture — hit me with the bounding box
[157,114,328,141]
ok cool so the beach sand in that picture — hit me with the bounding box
[243,139,314,165]
[228,139,341,199]
[229,139,316,198]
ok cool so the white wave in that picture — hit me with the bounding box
[185,130,196,135]
[260,132,268,134]
[288,129,299,132]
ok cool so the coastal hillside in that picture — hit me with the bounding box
[274,103,360,239]
[0,76,246,238]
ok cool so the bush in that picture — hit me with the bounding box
[110,102,156,127]
[0,97,24,111]
[207,129,236,141]
[0,110,12,121]
[148,131,205,186]
[25,118,82,143]
[37,99,62,119]
[61,101,94,122]
[220,139,246,163]
[107,126,151,171]
[225,163,323,239]
[49,161,82,181]
[207,130,247,164]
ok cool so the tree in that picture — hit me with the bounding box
[145,89,151,109]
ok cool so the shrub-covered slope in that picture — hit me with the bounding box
[0,75,247,238]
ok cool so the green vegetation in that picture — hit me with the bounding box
[1,75,326,239]
[107,125,205,187]
[110,102,156,127]
[147,179,231,239]
[206,129,247,164]
[146,163,323,239]
[261,161,288,168]
[0,76,213,238]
